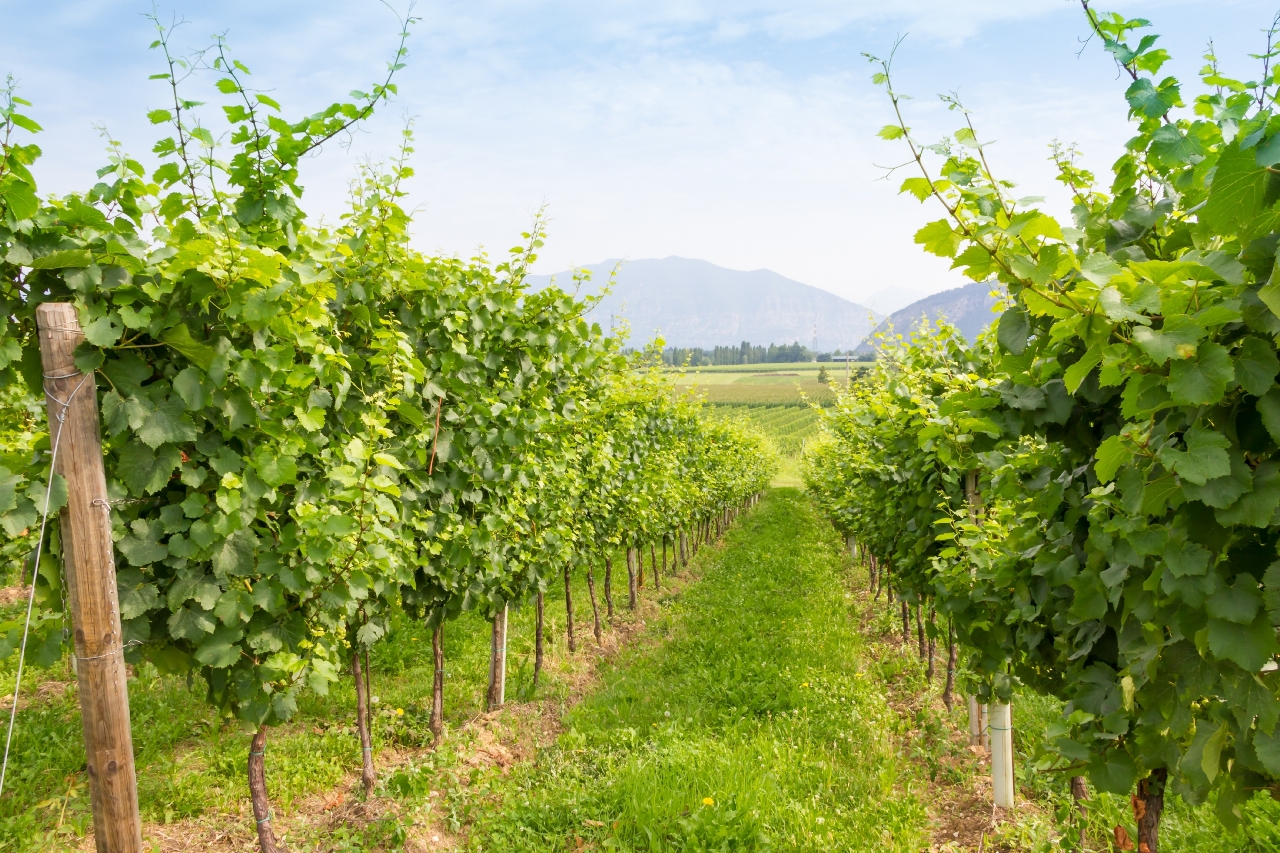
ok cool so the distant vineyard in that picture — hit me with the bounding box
[677,381,835,406]
[713,405,822,458]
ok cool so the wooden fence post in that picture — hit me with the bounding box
[36,303,143,853]
[498,605,508,706]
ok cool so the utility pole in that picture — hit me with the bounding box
[36,303,143,853]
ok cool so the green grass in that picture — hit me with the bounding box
[464,489,930,852]
[11,488,1276,851]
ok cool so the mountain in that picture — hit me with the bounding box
[525,257,878,352]
[861,286,929,316]
[854,281,1004,354]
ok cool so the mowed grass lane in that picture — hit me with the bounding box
[467,489,930,852]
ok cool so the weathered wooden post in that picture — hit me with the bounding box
[486,604,508,709]
[498,605,508,706]
[968,695,983,746]
[36,303,143,853]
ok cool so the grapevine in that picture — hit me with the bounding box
[807,6,1280,848]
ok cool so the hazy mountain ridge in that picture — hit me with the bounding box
[854,281,1004,353]
[862,286,929,316]
[526,257,880,352]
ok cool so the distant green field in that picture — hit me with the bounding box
[668,362,872,374]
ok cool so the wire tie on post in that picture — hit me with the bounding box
[75,650,120,663]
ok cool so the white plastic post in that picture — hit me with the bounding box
[991,702,1015,809]
[968,696,982,745]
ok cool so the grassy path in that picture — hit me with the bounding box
[11,488,1275,852]
[464,488,930,852]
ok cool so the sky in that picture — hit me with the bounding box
[3,0,1279,306]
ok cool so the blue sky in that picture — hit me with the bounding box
[3,1,1277,305]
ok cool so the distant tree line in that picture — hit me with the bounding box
[657,342,877,367]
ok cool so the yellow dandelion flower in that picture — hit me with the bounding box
[702,797,715,806]
[395,708,405,716]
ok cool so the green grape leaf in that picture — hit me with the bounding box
[1235,336,1280,396]
[118,442,182,496]
[1064,346,1103,394]
[213,588,254,625]
[0,467,20,514]
[899,177,932,201]
[1265,561,1280,625]
[1087,749,1138,794]
[26,474,67,516]
[118,519,168,567]
[172,366,207,410]
[116,569,159,620]
[1216,461,1280,527]
[998,381,1044,410]
[1225,674,1280,735]
[252,448,297,488]
[1080,252,1122,286]
[1206,575,1263,624]
[1165,542,1210,577]
[1202,723,1229,783]
[250,580,284,614]
[134,395,198,449]
[1208,615,1279,671]
[1161,426,1231,485]
[168,605,216,641]
[1125,77,1179,118]
[1132,315,1204,365]
[1094,435,1132,483]
[1254,727,1280,776]
[1168,343,1234,405]
[194,624,244,668]
[160,324,217,371]
[212,529,258,576]
[996,305,1030,355]
[29,249,92,270]
[82,314,122,347]
[1260,389,1280,443]
[1203,142,1268,237]
[914,220,962,258]
[1,181,39,221]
